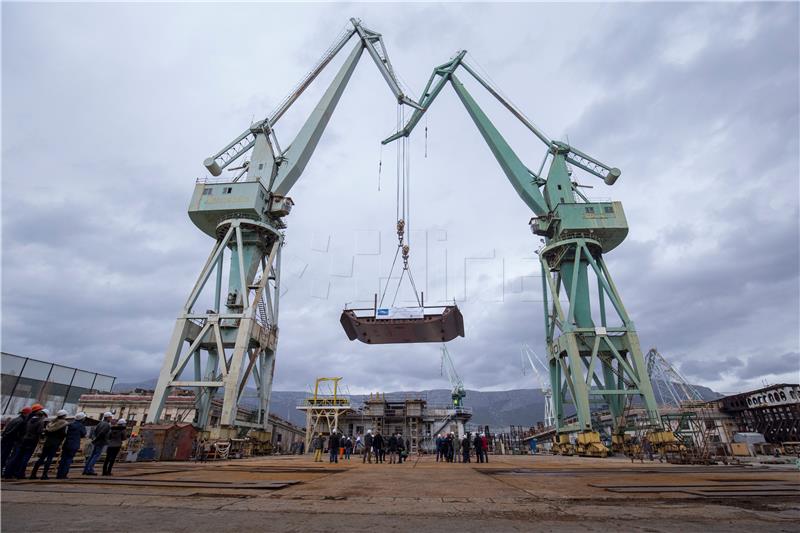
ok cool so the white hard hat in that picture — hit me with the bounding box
[75,412,86,420]
[56,409,68,418]
[40,409,50,417]
[117,419,127,426]
[103,412,113,418]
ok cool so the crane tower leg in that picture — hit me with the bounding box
[540,235,660,436]
[146,218,281,439]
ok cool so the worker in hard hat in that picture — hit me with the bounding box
[29,409,70,480]
[473,432,483,463]
[83,412,113,476]
[344,434,353,460]
[362,430,373,464]
[328,429,340,464]
[1,406,32,472]
[3,404,47,479]
[56,412,87,479]
[373,430,385,463]
[102,419,127,476]
[396,433,406,464]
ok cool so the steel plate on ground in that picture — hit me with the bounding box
[340,306,464,344]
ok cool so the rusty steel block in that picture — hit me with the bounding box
[340,306,464,344]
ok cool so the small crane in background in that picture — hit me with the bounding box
[441,344,466,408]
[521,344,555,428]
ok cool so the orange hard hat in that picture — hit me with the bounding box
[30,404,44,412]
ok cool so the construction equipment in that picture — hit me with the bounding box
[441,344,466,408]
[552,433,575,456]
[146,19,420,435]
[521,344,554,428]
[383,51,661,443]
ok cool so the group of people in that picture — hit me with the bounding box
[1,405,128,480]
[310,430,356,463]
[310,429,409,464]
[311,429,354,463]
[435,432,489,463]
[360,429,408,464]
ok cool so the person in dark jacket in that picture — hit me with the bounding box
[328,430,340,463]
[30,409,70,479]
[312,433,323,462]
[344,436,352,460]
[373,431,384,463]
[397,434,406,464]
[445,433,454,462]
[56,412,86,479]
[387,433,397,464]
[435,434,443,462]
[462,433,471,463]
[473,433,483,463]
[102,419,127,476]
[83,411,112,476]
[362,430,373,463]
[4,405,47,479]
[1,406,31,471]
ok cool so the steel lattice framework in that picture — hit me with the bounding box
[646,348,704,408]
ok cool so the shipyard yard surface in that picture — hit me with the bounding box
[2,454,798,532]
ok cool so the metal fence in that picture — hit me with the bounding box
[1,352,116,416]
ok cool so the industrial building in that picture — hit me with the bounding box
[716,384,799,443]
[299,389,472,454]
[79,390,304,452]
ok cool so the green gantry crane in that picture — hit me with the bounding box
[383,51,661,442]
[146,19,421,436]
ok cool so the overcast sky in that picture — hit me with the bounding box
[2,3,798,396]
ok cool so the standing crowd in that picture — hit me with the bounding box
[1,404,128,480]
[310,429,410,464]
[434,432,490,463]
[308,429,491,464]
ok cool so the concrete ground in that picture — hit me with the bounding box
[2,454,798,532]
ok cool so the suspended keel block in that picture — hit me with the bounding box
[340,306,464,344]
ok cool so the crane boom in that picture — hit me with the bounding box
[521,344,555,427]
[203,18,421,183]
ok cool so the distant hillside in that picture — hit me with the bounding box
[114,379,721,428]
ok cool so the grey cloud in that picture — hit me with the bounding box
[740,352,800,381]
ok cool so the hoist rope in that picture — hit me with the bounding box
[378,245,401,308]
[378,103,422,309]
